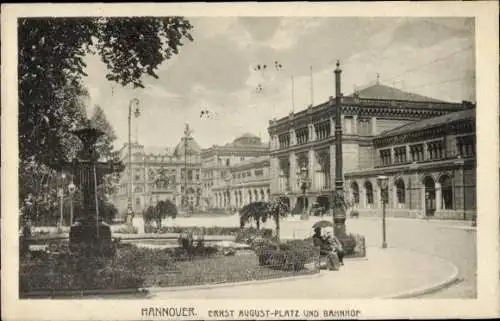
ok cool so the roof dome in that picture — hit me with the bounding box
[173,136,202,158]
[232,133,262,146]
[240,132,258,139]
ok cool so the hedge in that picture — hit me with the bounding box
[255,239,319,272]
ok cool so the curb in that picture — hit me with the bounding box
[20,288,148,299]
[375,248,460,299]
[148,271,321,294]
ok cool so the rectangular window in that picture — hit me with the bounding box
[394,146,407,164]
[379,149,391,166]
[457,135,475,158]
[296,127,309,145]
[314,121,331,140]
[344,116,353,134]
[410,144,424,162]
[358,118,371,136]
[278,133,290,149]
[427,140,445,160]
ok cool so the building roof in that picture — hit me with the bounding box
[351,83,446,103]
[377,107,475,138]
[231,155,270,168]
[239,132,259,139]
[143,146,171,155]
[173,136,202,158]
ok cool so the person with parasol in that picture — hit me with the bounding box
[312,220,344,270]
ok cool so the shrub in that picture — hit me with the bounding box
[176,233,219,258]
[115,225,138,234]
[255,239,319,271]
[19,247,145,293]
[257,248,308,271]
[234,227,274,244]
[340,233,366,257]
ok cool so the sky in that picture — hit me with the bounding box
[81,17,475,152]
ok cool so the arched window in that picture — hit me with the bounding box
[351,182,360,205]
[395,178,406,204]
[364,181,374,205]
[440,175,453,209]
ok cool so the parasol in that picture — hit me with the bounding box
[312,220,333,229]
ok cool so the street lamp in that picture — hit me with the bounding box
[298,166,311,219]
[58,173,66,228]
[377,175,389,249]
[68,178,76,225]
[127,98,141,221]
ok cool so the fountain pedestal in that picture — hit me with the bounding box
[62,128,123,257]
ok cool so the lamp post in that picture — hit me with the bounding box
[298,166,311,219]
[332,60,347,238]
[127,98,141,221]
[377,175,389,249]
[58,173,66,228]
[408,161,417,214]
[68,179,76,225]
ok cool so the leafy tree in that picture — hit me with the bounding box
[89,105,123,197]
[154,200,177,229]
[239,201,270,230]
[239,199,289,240]
[268,197,289,242]
[19,17,193,166]
[142,205,156,228]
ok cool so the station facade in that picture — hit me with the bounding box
[267,82,476,220]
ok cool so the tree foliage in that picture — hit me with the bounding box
[239,201,270,230]
[239,199,290,240]
[18,17,192,226]
[19,17,193,166]
[89,105,123,197]
[143,200,178,230]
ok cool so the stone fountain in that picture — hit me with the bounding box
[62,127,122,257]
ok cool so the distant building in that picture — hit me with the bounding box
[211,155,271,209]
[268,82,476,220]
[113,133,203,214]
[201,133,269,209]
[113,132,270,214]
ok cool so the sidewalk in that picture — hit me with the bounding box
[148,246,459,299]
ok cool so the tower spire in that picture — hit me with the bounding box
[376,73,380,85]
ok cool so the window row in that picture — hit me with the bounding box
[378,137,476,167]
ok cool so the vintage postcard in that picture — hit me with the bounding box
[1,2,499,320]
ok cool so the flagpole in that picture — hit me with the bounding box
[310,66,314,106]
[291,76,295,112]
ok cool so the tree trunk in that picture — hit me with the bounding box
[275,214,280,242]
[157,216,162,230]
[256,219,260,230]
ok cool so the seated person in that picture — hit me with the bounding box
[325,231,344,265]
[312,227,341,270]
